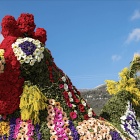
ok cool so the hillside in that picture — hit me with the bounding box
[80,84,112,115]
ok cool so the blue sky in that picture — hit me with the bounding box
[0,0,140,89]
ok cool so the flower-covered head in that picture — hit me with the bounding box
[0,13,47,69]
[0,13,47,115]
[1,13,47,44]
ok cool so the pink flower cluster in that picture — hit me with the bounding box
[47,99,72,140]
[14,118,34,140]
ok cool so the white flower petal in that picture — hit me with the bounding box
[40,47,44,52]
[34,48,41,56]
[40,53,44,59]
[30,59,36,66]
[69,98,73,102]
[37,56,42,62]
[72,104,76,108]
[120,115,126,120]
[24,57,30,63]
[61,76,66,82]
[64,83,68,91]
[68,92,72,97]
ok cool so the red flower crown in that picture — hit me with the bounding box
[1,13,47,44]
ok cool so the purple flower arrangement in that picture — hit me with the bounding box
[35,124,41,140]
[120,101,140,140]
[19,41,36,56]
[110,131,123,140]
[9,118,16,140]
[68,120,79,140]
[12,37,44,66]
[0,135,7,140]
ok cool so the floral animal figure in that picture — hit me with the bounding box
[0,13,128,140]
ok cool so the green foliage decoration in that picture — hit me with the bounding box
[100,90,132,138]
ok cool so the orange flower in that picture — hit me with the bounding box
[83,129,89,135]
[92,126,98,133]
[106,135,112,140]
[68,136,73,140]
[49,99,55,105]
[100,129,107,133]
[63,124,69,129]
[16,133,23,140]
[79,136,84,140]
[88,119,94,126]
[83,135,92,140]
[76,126,83,131]
[62,112,67,117]
[78,122,82,125]
[77,129,85,136]
[20,122,28,129]
[48,109,55,116]
[47,121,54,129]
[47,116,54,122]
[55,102,60,107]
[89,132,94,138]
[81,120,89,128]
[99,130,106,139]
[22,134,29,140]
[50,129,56,135]
[19,129,26,135]
[63,117,68,124]
[47,105,53,111]
[59,107,63,112]
[96,134,102,140]
[87,124,92,130]
[98,120,104,125]
[64,128,71,135]
[50,135,58,140]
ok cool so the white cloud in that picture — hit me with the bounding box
[125,28,140,44]
[131,10,140,20]
[112,55,121,62]
[0,34,4,43]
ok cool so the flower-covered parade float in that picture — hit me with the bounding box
[101,54,140,140]
[0,13,134,140]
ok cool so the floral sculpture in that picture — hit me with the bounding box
[0,13,129,140]
[101,53,140,140]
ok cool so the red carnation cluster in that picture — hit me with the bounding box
[1,15,21,38]
[78,104,85,112]
[17,13,36,37]
[35,28,47,44]
[1,13,47,44]
[0,37,24,115]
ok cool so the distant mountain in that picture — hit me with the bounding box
[79,84,112,115]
